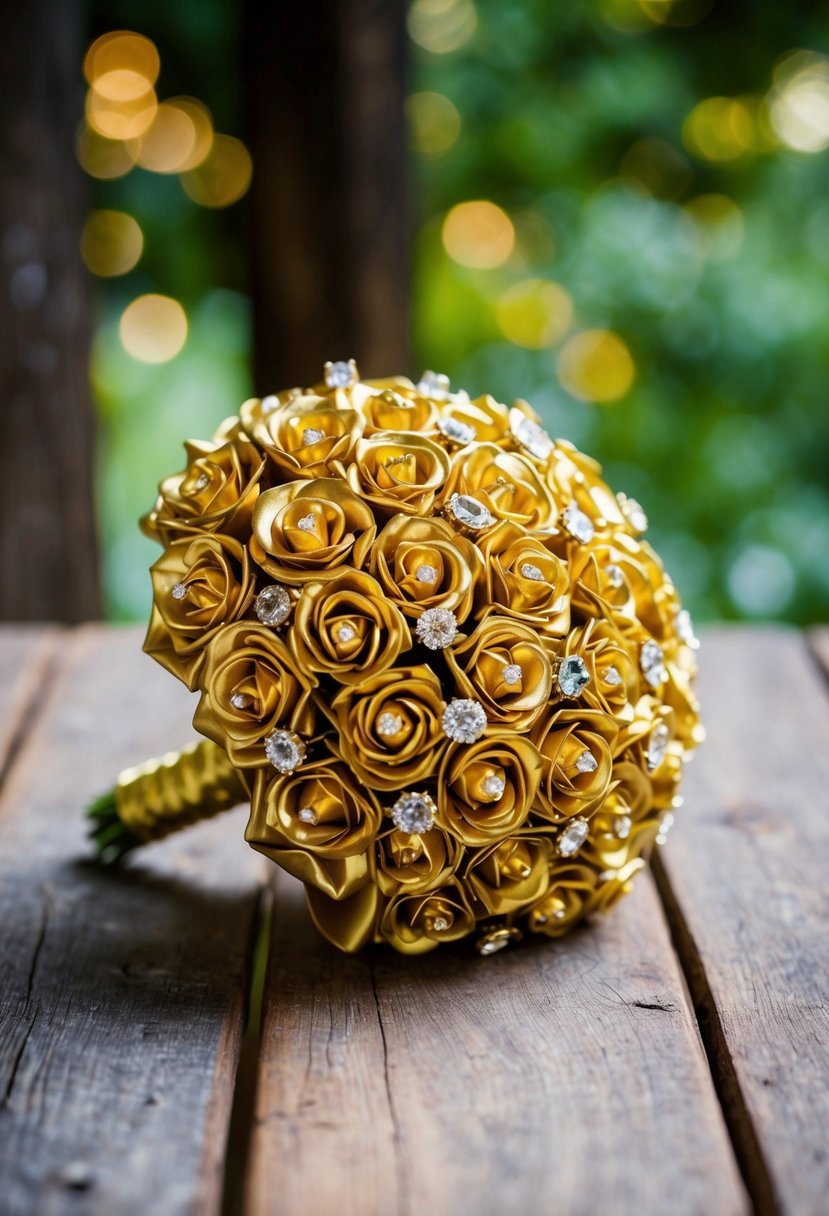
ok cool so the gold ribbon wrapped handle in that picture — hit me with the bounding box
[88,739,248,863]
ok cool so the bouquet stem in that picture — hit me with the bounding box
[87,739,248,863]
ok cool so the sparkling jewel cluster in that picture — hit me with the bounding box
[142,361,701,955]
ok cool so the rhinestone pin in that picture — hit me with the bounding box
[557,655,590,698]
[502,663,523,686]
[512,415,553,460]
[264,729,306,774]
[325,359,357,388]
[416,607,458,650]
[438,416,476,445]
[297,806,319,825]
[336,623,357,643]
[297,513,316,532]
[641,640,667,688]
[192,471,210,493]
[605,564,624,589]
[442,698,487,743]
[377,711,404,738]
[604,665,623,687]
[618,493,648,533]
[675,608,700,649]
[481,772,506,799]
[230,692,253,711]
[254,584,292,627]
[575,749,598,774]
[520,562,544,582]
[646,721,670,771]
[415,563,437,583]
[171,582,188,600]
[614,814,632,840]
[417,370,450,400]
[557,817,589,857]
[561,504,595,544]
[390,791,436,834]
[302,426,325,446]
[447,492,494,531]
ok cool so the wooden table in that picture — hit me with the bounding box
[0,625,826,1216]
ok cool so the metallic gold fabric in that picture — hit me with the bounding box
[132,367,702,955]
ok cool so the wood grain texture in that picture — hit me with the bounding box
[0,628,59,776]
[658,626,829,1216]
[245,870,747,1216]
[0,626,264,1216]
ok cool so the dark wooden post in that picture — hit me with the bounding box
[0,0,101,621]
[243,0,410,390]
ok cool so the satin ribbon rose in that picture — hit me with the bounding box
[250,477,375,583]
[525,861,601,938]
[475,520,569,634]
[372,825,462,898]
[437,733,543,847]
[369,514,482,623]
[144,533,254,690]
[290,568,411,685]
[357,386,438,435]
[346,431,450,516]
[465,834,552,916]
[193,622,316,768]
[531,706,618,823]
[439,443,556,530]
[445,617,553,732]
[240,392,363,480]
[380,882,476,954]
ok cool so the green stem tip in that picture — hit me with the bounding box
[86,790,144,864]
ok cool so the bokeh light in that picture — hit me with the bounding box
[180,134,253,208]
[165,97,214,171]
[407,91,462,157]
[682,96,755,162]
[496,279,573,349]
[637,0,714,27]
[557,330,635,403]
[136,101,199,173]
[86,77,158,141]
[84,31,160,88]
[81,210,143,277]
[620,137,693,200]
[408,0,478,54]
[769,51,829,153]
[119,294,188,363]
[442,200,515,269]
[76,123,137,179]
[684,194,745,260]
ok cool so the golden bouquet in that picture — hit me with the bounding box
[89,361,702,955]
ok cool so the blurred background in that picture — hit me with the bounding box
[2,0,828,627]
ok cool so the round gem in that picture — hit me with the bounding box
[502,663,523,686]
[646,721,670,771]
[325,359,357,388]
[675,608,699,649]
[416,607,458,650]
[513,415,553,460]
[431,916,450,933]
[377,711,404,738]
[641,640,667,688]
[557,655,590,698]
[297,806,318,825]
[336,623,356,643]
[442,698,487,743]
[254,584,292,627]
[171,581,188,600]
[390,791,436,834]
[481,772,506,799]
[557,817,589,857]
[417,369,450,400]
[261,394,280,414]
[192,471,210,492]
[230,692,253,711]
[561,504,595,544]
[605,564,624,589]
[614,814,632,840]
[477,929,516,956]
[520,562,544,582]
[604,665,623,687]
[297,513,316,532]
[302,426,325,446]
[264,730,306,774]
[575,749,598,774]
[619,493,648,533]
[438,416,476,445]
[415,563,437,583]
[447,492,494,531]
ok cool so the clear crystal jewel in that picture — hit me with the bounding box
[415,563,437,583]
[641,640,667,688]
[656,811,675,845]
[513,415,553,460]
[619,493,648,533]
[297,806,318,825]
[561,504,595,544]
[325,359,357,388]
[675,608,699,649]
[416,607,458,650]
[171,581,188,600]
[575,749,598,774]
[192,471,210,493]
[302,426,325,446]
[431,916,450,932]
[297,513,316,532]
[417,369,450,400]
[442,698,487,743]
[336,623,356,643]
[557,655,590,698]
[255,584,292,627]
[438,416,476,445]
[502,663,523,686]
[614,814,632,840]
[481,772,506,799]
[390,791,436,834]
[261,394,280,414]
[646,721,670,771]
[604,665,623,687]
[520,562,544,581]
[264,729,306,774]
[377,711,404,738]
[230,691,253,710]
[605,564,624,589]
[558,817,589,857]
[478,935,510,955]
[447,492,494,530]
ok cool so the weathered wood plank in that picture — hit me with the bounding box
[0,627,59,775]
[245,869,747,1216]
[0,625,264,1216]
[657,626,829,1216]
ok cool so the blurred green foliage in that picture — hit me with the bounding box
[410,0,829,623]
